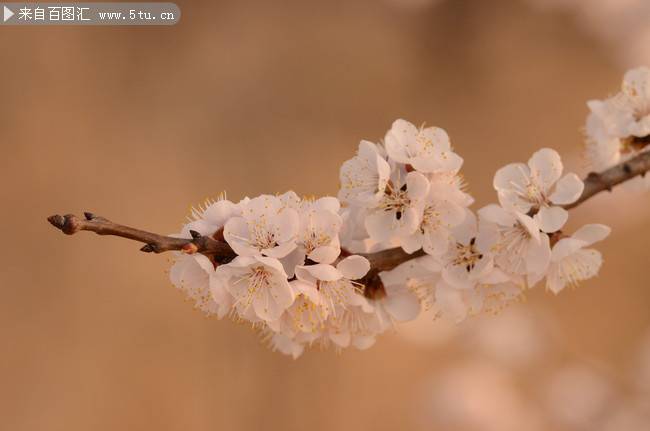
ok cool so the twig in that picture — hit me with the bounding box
[563,150,650,210]
[47,151,650,273]
[46,212,235,263]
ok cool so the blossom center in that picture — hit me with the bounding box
[452,238,483,272]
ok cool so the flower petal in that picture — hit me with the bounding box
[529,148,563,190]
[336,255,370,280]
[534,206,568,233]
[384,292,421,321]
[549,173,584,205]
[571,224,611,247]
[406,171,430,200]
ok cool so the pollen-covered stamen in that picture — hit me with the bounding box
[420,205,443,233]
[492,221,534,274]
[506,166,548,209]
[452,237,484,273]
[379,181,411,220]
[232,265,271,311]
[303,227,331,254]
[289,294,327,333]
[557,253,599,289]
[226,218,280,252]
[317,279,363,316]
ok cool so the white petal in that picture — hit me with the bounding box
[422,228,450,256]
[514,211,541,241]
[528,148,563,190]
[278,247,305,278]
[384,119,418,164]
[442,265,475,290]
[364,211,394,242]
[478,204,516,226]
[329,331,351,348]
[493,163,529,192]
[202,200,238,226]
[313,196,340,213]
[406,171,430,200]
[352,336,376,350]
[451,209,478,245]
[571,224,611,247]
[551,237,584,262]
[525,232,551,275]
[549,173,584,205]
[534,206,568,233]
[308,245,340,265]
[300,264,342,282]
[384,292,421,321]
[400,232,423,254]
[336,255,370,280]
[223,217,258,256]
[272,208,299,243]
[434,281,467,322]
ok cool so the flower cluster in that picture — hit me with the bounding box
[586,66,650,189]
[163,65,650,358]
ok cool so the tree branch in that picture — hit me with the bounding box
[47,151,650,273]
[562,150,650,210]
[46,212,235,263]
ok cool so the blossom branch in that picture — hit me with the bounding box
[47,151,649,271]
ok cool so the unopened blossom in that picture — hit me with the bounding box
[477,204,551,286]
[224,194,299,259]
[364,170,430,243]
[339,140,390,206]
[546,224,611,294]
[493,148,584,233]
[384,119,463,173]
[213,255,295,323]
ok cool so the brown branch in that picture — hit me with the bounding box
[46,212,235,263]
[562,150,650,210]
[47,151,650,274]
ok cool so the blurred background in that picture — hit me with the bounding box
[1,0,649,429]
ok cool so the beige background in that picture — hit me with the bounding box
[1,0,648,430]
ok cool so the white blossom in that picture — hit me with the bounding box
[546,224,611,294]
[384,119,463,173]
[224,194,299,259]
[338,140,390,206]
[213,255,295,323]
[585,66,650,190]
[364,170,430,243]
[477,204,551,286]
[493,148,584,232]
